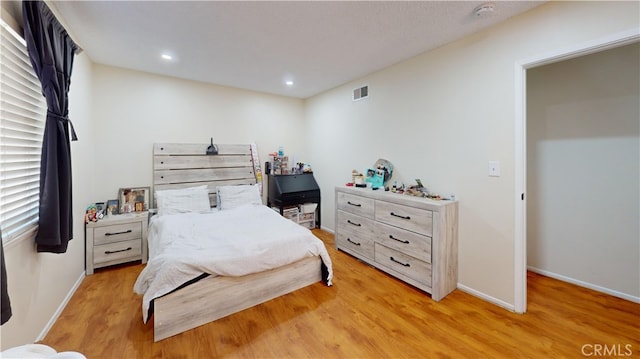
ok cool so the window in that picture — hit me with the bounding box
[0,19,46,243]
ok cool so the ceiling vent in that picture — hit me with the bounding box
[353,85,369,102]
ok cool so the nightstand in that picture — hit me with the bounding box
[85,211,148,275]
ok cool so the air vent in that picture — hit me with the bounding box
[353,85,369,101]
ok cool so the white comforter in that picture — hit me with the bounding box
[133,204,333,323]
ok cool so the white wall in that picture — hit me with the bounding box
[1,50,95,349]
[89,64,306,203]
[305,1,640,306]
[527,43,639,300]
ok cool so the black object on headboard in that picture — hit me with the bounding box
[267,173,320,228]
[206,138,218,155]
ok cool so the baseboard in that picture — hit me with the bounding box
[36,271,86,342]
[456,283,516,312]
[527,266,640,304]
[319,226,334,234]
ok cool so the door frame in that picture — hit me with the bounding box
[513,27,639,313]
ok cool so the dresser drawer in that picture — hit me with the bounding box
[93,222,142,245]
[335,231,375,260]
[374,243,432,286]
[375,222,432,263]
[336,210,375,259]
[93,239,142,265]
[375,200,433,236]
[337,192,375,219]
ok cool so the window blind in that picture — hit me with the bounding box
[0,20,46,243]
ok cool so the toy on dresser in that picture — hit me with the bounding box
[84,204,105,223]
[347,158,393,189]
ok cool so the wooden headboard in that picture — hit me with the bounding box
[152,143,261,208]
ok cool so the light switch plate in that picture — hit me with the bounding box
[489,161,500,177]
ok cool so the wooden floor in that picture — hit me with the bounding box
[41,230,639,358]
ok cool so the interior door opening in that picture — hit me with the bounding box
[514,28,640,313]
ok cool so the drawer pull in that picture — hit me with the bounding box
[347,201,362,207]
[389,235,409,244]
[390,256,410,267]
[390,212,411,220]
[347,219,361,227]
[105,247,132,254]
[105,229,132,236]
[347,238,361,246]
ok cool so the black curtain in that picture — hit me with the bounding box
[23,1,79,253]
[1,234,11,325]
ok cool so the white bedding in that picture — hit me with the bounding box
[133,204,333,323]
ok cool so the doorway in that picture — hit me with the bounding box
[513,28,640,313]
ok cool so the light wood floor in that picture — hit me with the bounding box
[41,230,639,358]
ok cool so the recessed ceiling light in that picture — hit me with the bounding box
[285,80,294,86]
[161,54,173,60]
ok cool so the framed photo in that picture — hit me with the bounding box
[106,199,119,216]
[118,187,149,213]
[95,202,105,215]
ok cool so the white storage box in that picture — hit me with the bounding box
[299,203,318,214]
[299,220,315,229]
[271,206,299,220]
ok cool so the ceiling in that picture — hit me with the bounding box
[49,1,545,99]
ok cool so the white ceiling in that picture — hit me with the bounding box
[51,1,544,99]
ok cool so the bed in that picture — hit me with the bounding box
[134,143,333,342]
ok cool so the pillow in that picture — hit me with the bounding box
[155,185,211,216]
[217,184,262,210]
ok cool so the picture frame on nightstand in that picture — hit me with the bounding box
[95,202,105,216]
[118,187,150,213]
[106,199,119,215]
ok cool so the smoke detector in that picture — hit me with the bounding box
[474,3,495,17]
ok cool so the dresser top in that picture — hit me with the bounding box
[335,186,456,211]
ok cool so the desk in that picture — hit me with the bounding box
[267,173,321,228]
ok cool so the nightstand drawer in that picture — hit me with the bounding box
[93,222,142,245]
[375,200,433,236]
[93,239,142,265]
[375,243,432,286]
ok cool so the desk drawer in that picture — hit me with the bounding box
[375,200,433,236]
[93,239,141,265]
[93,222,142,245]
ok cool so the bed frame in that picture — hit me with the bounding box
[150,143,322,341]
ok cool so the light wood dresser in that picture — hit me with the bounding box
[85,211,148,275]
[335,186,458,301]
